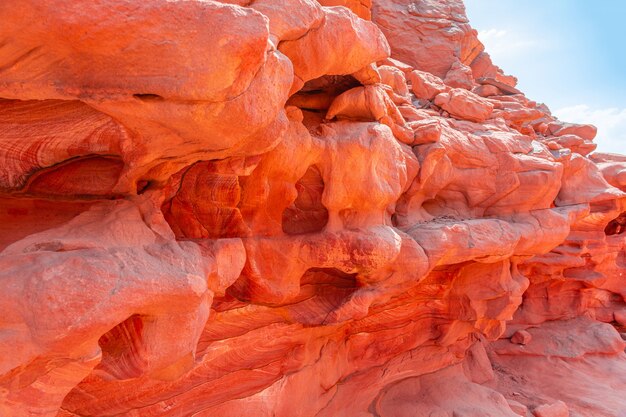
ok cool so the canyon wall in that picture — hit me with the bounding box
[0,0,625,416]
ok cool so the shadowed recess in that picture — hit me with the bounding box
[96,315,148,380]
[286,74,360,112]
[605,211,626,235]
[282,165,329,235]
[24,155,124,197]
[162,161,249,239]
[285,267,360,325]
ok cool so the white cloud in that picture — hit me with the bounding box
[478,29,507,41]
[476,28,543,59]
[553,105,626,155]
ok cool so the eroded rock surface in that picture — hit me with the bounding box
[0,0,624,416]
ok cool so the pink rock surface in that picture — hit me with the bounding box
[533,401,569,417]
[0,0,624,416]
[408,69,449,100]
[434,88,495,122]
[511,329,532,345]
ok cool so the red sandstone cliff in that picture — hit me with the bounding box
[0,1,625,416]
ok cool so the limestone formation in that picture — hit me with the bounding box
[0,0,624,416]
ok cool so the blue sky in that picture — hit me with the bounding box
[464,0,626,154]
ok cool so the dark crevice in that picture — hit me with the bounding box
[605,211,626,235]
[133,93,164,102]
[136,180,152,195]
[287,74,360,112]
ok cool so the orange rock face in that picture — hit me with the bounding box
[0,1,624,416]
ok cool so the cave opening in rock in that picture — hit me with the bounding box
[288,267,360,325]
[161,161,249,239]
[24,155,124,198]
[132,93,164,101]
[136,179,152,194]
[97,314,147,380]
[282,165,329,234]
[605,212,626,235]
[286,74,360,113]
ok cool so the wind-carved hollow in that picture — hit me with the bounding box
[605,211,626,235]
[136,179,152,194]
[287,268,359,326]
[286,74,360,112]
[97,315,148,380]
[24,155,124,197]
[282,165,329,235]
[421,197,456,219]
[162,161,249,239]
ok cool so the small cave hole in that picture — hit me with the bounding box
[422,198,445,217]
[286,74,360,113]
[605,212,626,236]
[25,155,124,198]
[133,93,164,102]
[289,268,360,326]
[136,179,152,194]
[282,165,329,235]
[97,314,147,380]
[300,267,358,288]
